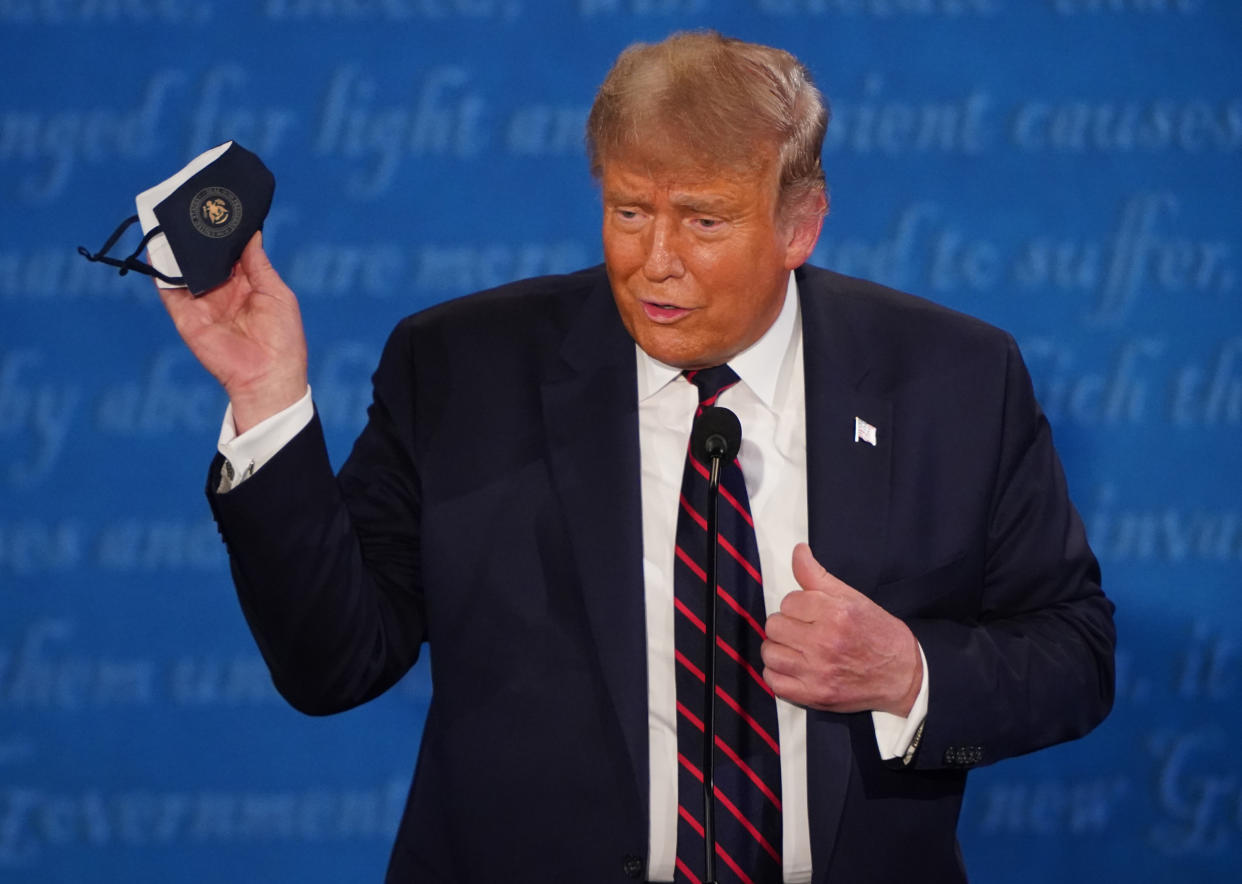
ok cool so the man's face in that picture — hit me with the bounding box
[601,154,821,370]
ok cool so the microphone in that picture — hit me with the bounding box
[689,405,742,884]
[692,406,742,487]
[692,406,741,462]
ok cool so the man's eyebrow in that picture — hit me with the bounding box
[601,188,734,213]
[669,192,733,213]
[603,188,648,206]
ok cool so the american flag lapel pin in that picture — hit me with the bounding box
[854,416,877,446]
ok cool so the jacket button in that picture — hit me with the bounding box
[622,854,645,879]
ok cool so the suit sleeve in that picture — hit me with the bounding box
[206,320,427,716]
[904,335,1116,770]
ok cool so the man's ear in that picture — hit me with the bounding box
[783,190,827,269]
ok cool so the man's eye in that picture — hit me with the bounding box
[694,217,722,230]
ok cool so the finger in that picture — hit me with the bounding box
[791,542,831,592]
[764,611,799,643]
[240,230,266,270]
[224,231,262,289]
[791,542,860,600]
[240,230,282,284]
[239,230,299,303]
[202,231,264,296]
[760,635,805,674]
[777,588,829,622]
[763,667,811,705]
[770,598,829,635]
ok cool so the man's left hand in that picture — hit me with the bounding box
[762,543,923,717]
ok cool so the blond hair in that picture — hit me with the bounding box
[586,31,829,218]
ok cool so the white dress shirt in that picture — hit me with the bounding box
[637,274,927,882]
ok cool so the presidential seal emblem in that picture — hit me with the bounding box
[189,186,243,239]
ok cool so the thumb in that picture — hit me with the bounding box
[239,230,270,276]
[235,230,293,297]
[791,542,836,595]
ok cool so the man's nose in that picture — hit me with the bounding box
[642,217,685,281]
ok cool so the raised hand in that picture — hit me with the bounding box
[762,543,923,717]
[157,232,308,433]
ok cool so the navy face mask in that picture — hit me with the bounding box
[78,141,275,296]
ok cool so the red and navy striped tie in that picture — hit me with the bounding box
[674,365,782,884]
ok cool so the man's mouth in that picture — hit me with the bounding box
[641,301,692,322]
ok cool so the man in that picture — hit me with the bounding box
[159,32,1114,883]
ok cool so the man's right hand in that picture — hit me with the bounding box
[157,231,308,434]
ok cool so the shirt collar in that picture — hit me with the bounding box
[635,272,800,409]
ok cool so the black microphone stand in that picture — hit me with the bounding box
[696,407,738,884]
[702,440,723,884]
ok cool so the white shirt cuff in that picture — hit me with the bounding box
[871,641,930,762]
[216,386,314,492]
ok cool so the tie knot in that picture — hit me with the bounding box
[684,365,740,405]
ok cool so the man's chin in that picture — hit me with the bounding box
[633,334,721,371]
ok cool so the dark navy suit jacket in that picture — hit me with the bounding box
[207,264,1115,883]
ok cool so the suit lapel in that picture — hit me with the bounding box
[800,267,893,597]
[798,267,894,878]
[539,272,649,810]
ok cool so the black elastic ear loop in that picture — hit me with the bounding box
[78,215,186,285]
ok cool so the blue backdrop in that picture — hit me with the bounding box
[2,2,1240,881]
